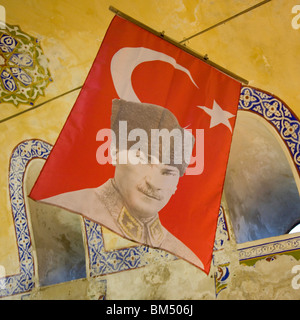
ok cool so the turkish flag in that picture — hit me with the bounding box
[30,15,241,274]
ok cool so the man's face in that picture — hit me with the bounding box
[113,149,180,220]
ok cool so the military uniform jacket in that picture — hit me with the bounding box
[43,179,204,269]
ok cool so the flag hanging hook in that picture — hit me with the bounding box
[109,6,248,85]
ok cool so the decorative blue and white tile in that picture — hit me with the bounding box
[239,86,300,175]
[214,263,230,298]
[212,206,231,298]
[2,139,173,297]
[238,235,300,263]
[212,86,300,298]
[84,218,175,277]
[0,23,52,106]
[213,206,230,252]
[0,139,51,298]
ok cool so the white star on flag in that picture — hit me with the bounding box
[197,100,235,132]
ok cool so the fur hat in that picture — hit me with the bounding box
[110,99,194,176]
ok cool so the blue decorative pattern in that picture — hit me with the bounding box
[213,207,230,298]
[239,87,300,175]
[0,24,52,106]
[0,68,17,91]
[2,139,173,297]
[10,53,33,68]
[214,263,230,297]
[212,86,300,298]
[0,139,51,298]
[0,34,17,53]
[238,235,300,262]
[213,206,229,251]
[84,219,175,277]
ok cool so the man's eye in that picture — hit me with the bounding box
[162,171,176,176]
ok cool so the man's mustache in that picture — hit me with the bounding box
[137,182,163,201]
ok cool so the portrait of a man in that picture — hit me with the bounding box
[42,98,204,269]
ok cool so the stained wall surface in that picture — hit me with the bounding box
[0,0,299,300]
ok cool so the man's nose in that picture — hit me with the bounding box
[144,170,164,190]
[144,179,161,192]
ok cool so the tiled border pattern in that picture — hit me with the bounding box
[239,86,300,174]
[0,139,51,297]
[0,139,175,298]
[214,263,230,297]
[238,236,300,262]
[212,86,300,297]
[84,219,175,277]
[237,86,300,262]
[85,204,228,277]
[1,87,300,298]
[213,206,229,252]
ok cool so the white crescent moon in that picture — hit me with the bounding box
[111,47,199,103]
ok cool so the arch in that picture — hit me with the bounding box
[224,86,300,243]
[0,140,51,297]
[0,139,175,297]
[24,158,86,286]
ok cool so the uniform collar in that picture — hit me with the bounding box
[117,205,165,247]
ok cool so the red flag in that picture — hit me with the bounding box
[30,15,241,273]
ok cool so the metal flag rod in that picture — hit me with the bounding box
[109,6,248,85]
[179,0,272,43]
